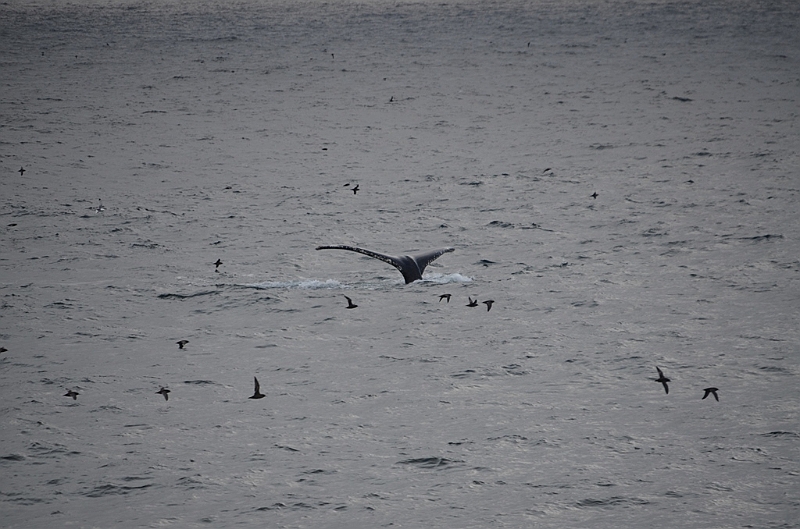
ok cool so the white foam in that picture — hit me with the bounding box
[420,273,473,284]
[245,279,345,290]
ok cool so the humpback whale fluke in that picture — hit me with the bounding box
[316,245,455,284]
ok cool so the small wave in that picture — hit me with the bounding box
[158,290,218,300]
[85,483,153,497]
[420,273,472,284]
[244,279,344,290]
[397,457,462,469]
[740,234,783,242]
[576,496,649,507]
[761,431,799,438]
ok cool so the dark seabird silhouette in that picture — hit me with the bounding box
[543,167,552,174]
[702,387,719,401]
[157,387,171,401]
[214,258,223,270]
[352,184,359,195]
[482,300,495,311]
[654,366,670,394]
[18,167,25,176]
[438,294,451,303]
[316,245,454,284]
[591,191,598,199]
[389,96,394,103]
[177,340,189,349]
[249,377,265,399]
[0,347,7,353]
[466,297,478,307]
[64,389,79,400]
[344,295,358,309]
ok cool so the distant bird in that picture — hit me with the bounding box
[18,167,25,176]
[591,191,598,199]
[0,347,7,353]
[389,96,394,103]
[542,168,552,174]
[702,387,719,402]
[344,295,358,309]
[352,184,359,195]
[654,366,670,394]
[438,294,451,303]
[249,376,265,399]
[176,340,189,349]
[466,297,478,307]
[343,183,350,187]
[214,258,223,270]
[316,245,455,284]
[482,300,494,311]
[64,389,79,400]
[156,387,171,401]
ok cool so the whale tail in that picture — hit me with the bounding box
[316,245,454,283]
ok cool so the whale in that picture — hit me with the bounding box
[316,245,454,284]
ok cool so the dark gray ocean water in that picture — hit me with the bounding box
[1,0,799,527]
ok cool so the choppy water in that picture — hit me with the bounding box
[1,0,799,527]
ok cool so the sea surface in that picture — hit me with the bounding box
[1,0,799,527]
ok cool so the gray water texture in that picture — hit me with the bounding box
[1,0,799,527]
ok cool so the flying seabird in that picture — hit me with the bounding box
[18,167,25,176]
[702,387,719,402]
[249,377,265,399]
[316,245,454,284]
[591,191,598,199]
[352,184,359,195]
[654,366,670,394]
[466,297,478,307]
[156,387,171,401]
[0,347,7,353]
[482,300,494,311]
[438,294,451,303]
[214,258,223,270]
[64,389,79,400]
[344,295,358,309]
[176,340,189,349]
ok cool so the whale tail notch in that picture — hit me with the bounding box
[316,245,454,283]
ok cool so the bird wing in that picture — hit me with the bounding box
[253,377,260,393]
[656,366,664,377]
